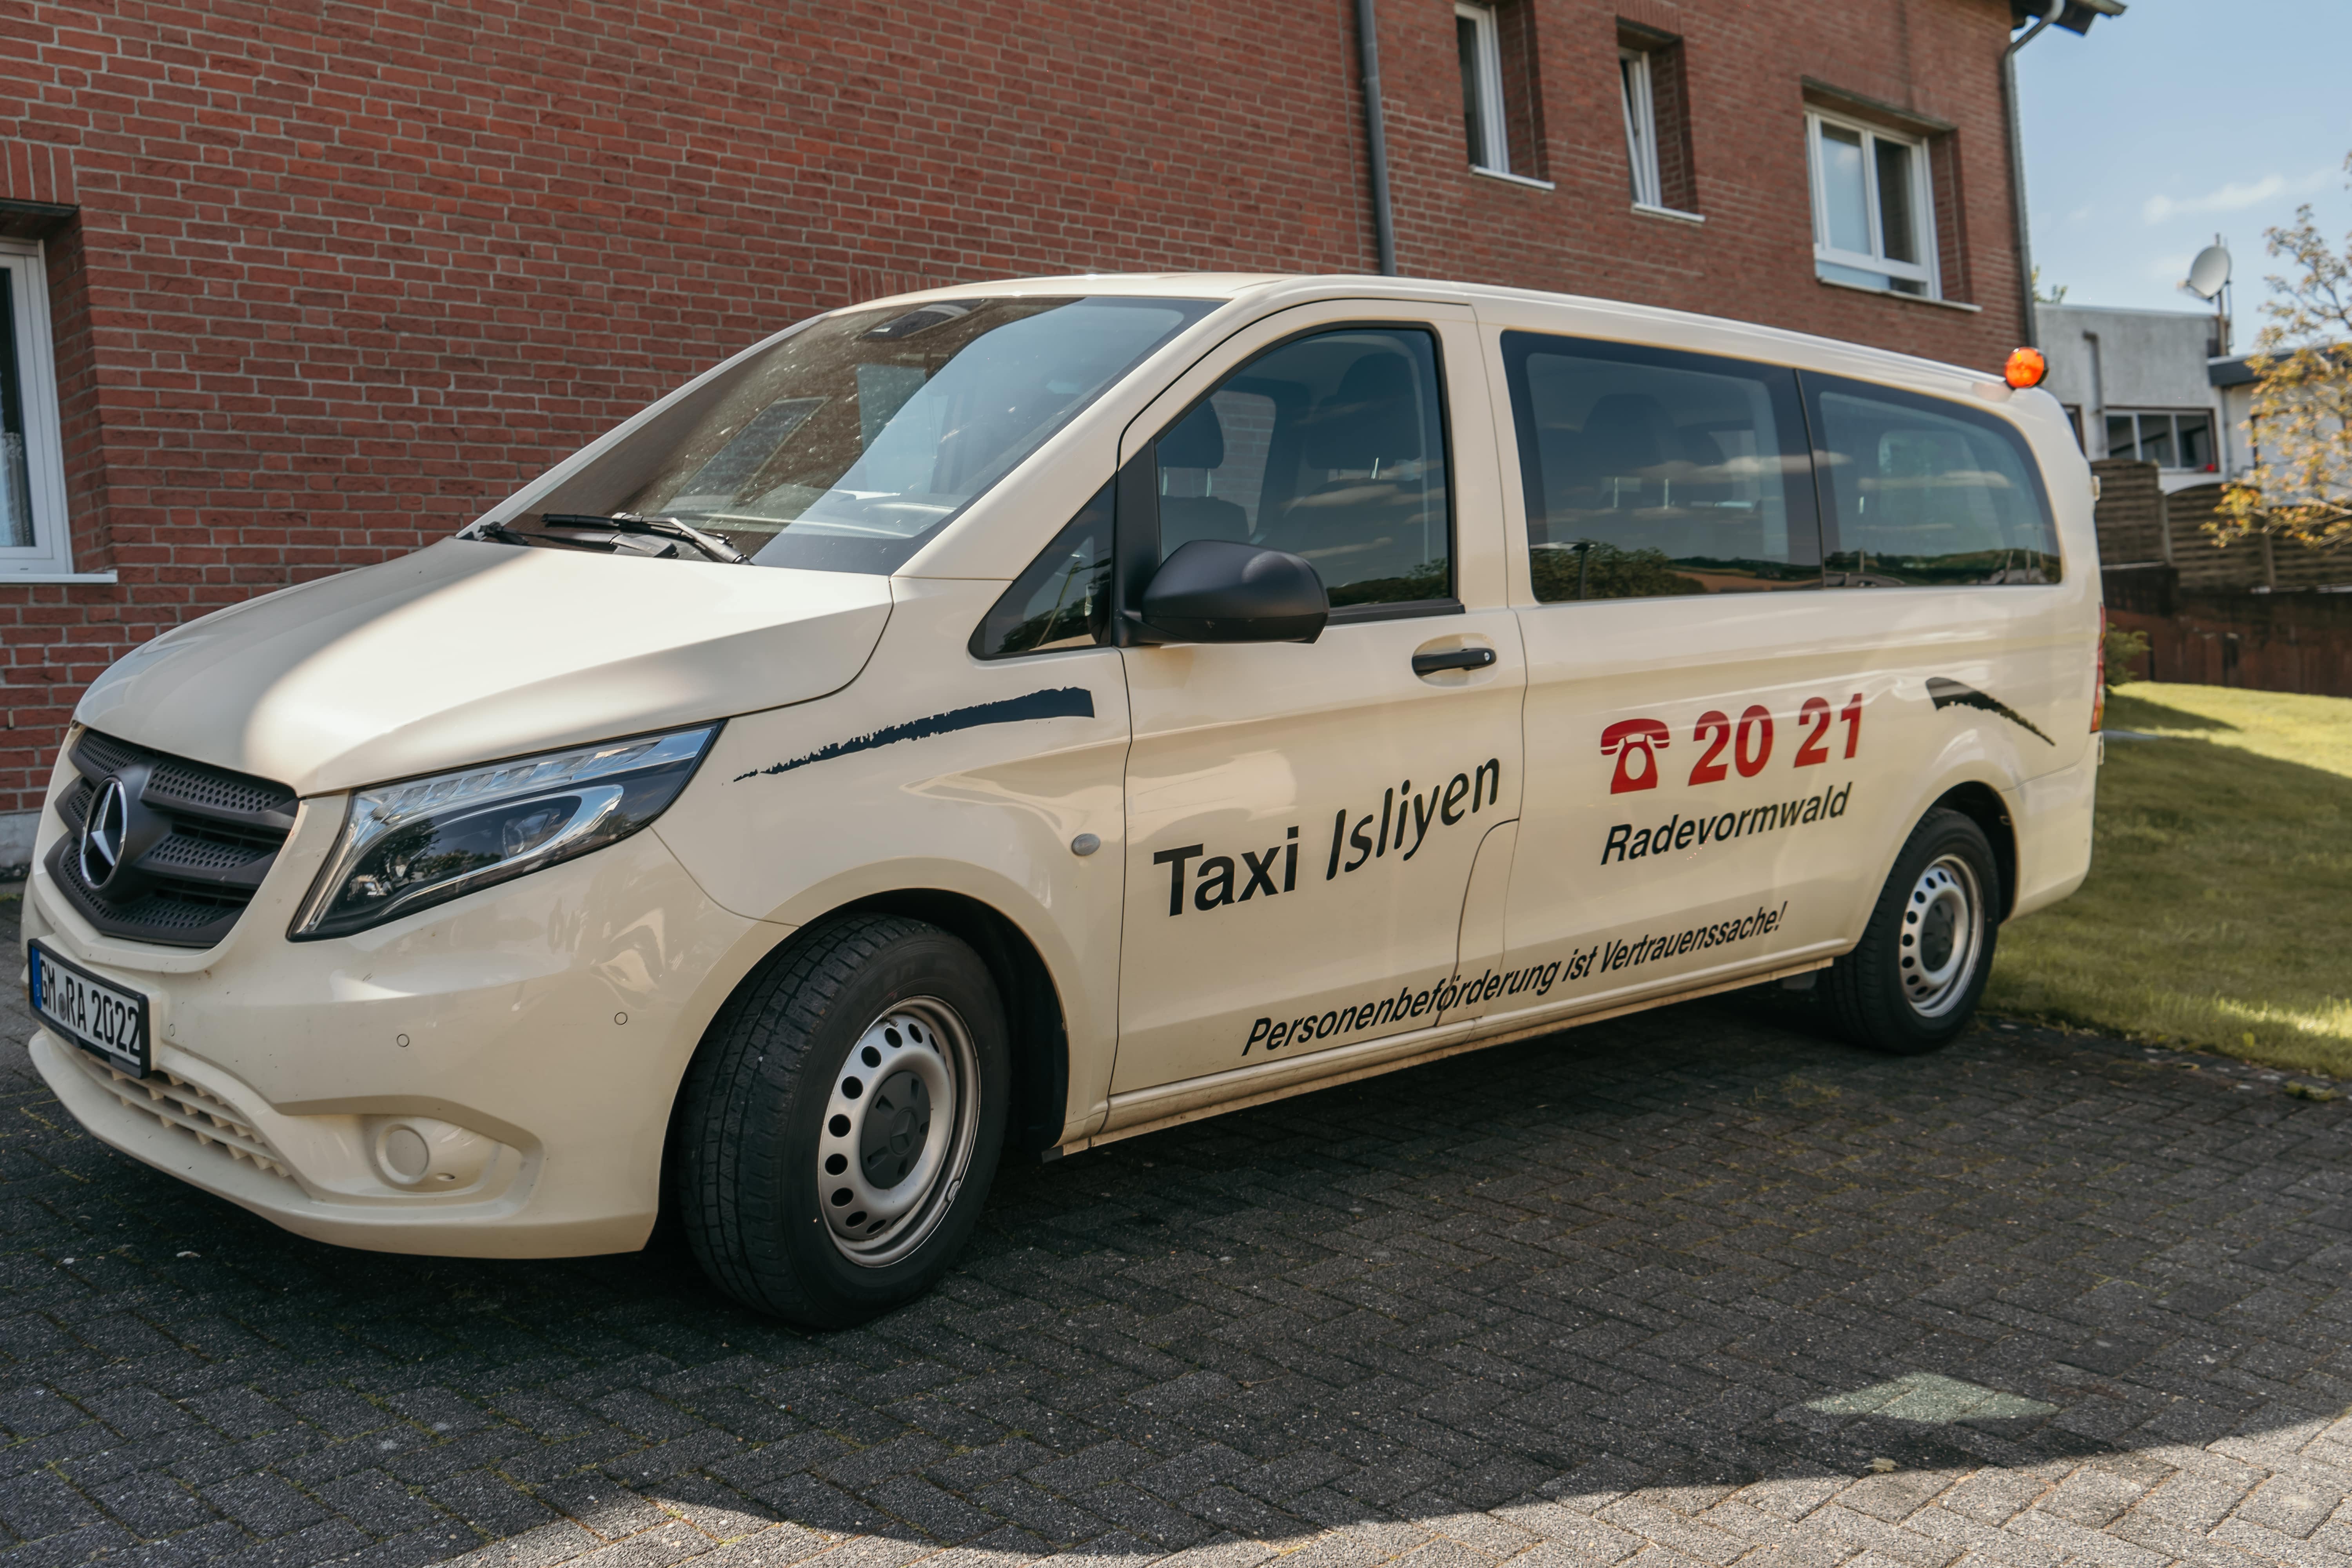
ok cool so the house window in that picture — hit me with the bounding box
[1620,28,1695,214]
[1620,50,1661,209]
[1456,3,1510,174]
[0,240,71,576]
[1806,110,1939,299]
[2104,410,2216,472]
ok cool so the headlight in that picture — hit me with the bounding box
[291,725,718,940]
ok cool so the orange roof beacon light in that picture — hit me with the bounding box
[2004,346,2048,390]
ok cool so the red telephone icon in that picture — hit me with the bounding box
[1601,718,1672,794]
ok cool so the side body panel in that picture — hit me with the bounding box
[1106,304,1530,1095]
[655,575,1133,1144]
[1501,585,2081,1013]
[2011,753,2098,918]
[1471,295,2100,1035]
[1114,617,1525,1090]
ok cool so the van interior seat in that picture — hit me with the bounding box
[1560,393,1750,562]
[1262,352,1427,569]
[1573,393,1681,491]
[1156,402,1252,553]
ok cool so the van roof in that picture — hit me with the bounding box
[850,271,2018,396]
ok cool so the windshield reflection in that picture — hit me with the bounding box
[523,295,1216,574]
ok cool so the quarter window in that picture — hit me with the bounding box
[1503,333,1819,603]
[1806,111,1938,299]
[1806,375,2061,586]
[1,241,73,577]
[1456,3,1510,174]
[1151,327,1452,613]
[971,483,1114,659]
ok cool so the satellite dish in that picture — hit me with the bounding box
[2184,243,2232,301]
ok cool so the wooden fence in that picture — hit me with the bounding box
[2094,461,2352,697]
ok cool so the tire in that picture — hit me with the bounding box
[672,914,1009,1327]
[1822,808,2000,1056]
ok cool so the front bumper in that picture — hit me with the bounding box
[21,783,775,1258]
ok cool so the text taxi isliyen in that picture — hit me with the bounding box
[19,274,2102,1325]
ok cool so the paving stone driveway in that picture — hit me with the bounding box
[9,935,2352,1568]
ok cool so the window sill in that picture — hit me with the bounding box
[0,570,118,585]
[1327,597,1465,625]
[1470,166,1555,192]
[1633,202,1704,225]
[1817,275,1982,314]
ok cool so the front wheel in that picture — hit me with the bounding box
[672,915,1009,1326]
[1823,808,2000,1055]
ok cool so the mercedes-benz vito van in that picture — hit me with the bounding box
[20,274,2099,1325]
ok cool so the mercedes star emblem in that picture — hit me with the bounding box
[79,776,131,890]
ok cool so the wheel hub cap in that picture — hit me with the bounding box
[817,1001,979,1267]
[1900,855,1984,1018]
[860,1071,931,1187]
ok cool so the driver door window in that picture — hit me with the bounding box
[1152,328,1453,612]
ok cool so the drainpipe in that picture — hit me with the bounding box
[2003,8,2057,346]
[1355,0,1398,276]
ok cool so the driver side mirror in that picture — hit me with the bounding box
[1136,539,1328,645]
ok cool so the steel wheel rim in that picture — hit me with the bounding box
[817,998,980,1267]
[1900,853,1983,1018]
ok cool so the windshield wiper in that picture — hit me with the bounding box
[467,518,656,556]
[537,512,752,564]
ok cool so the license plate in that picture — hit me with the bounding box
[27,940,151,1077]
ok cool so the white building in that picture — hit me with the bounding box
[2034,303,2227,492]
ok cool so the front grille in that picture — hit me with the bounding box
[45,730,299,949]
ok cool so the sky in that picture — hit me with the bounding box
[2016,0,2351,338]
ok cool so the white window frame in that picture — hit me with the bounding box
[1620,48,1662,209]
[1805,109,1941,300]
[1457,2,1510,175]
[0,240,74,577]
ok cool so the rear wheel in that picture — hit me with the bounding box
[673,914,1008,1326]
[1823,808,2000,1055]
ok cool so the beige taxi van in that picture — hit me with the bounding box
[20,274,2101,1324]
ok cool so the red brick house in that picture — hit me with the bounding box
[0,0,2109,866]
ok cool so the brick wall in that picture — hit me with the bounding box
[1,0,2028,824]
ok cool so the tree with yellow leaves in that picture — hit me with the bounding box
[2214,157,2352,554]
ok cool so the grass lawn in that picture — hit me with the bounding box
[1987,681,2352,1075]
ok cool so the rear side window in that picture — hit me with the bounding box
[1806,375,2061,586]
[1151,327,1452,613]
[1502,332,1820,602]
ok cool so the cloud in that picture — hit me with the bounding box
[2143,166,2337,224]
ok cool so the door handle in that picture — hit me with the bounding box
[1412,646,1497,677]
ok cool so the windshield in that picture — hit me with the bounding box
[521,295,1218,572]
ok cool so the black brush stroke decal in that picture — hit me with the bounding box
[733,687,1096,781]
[1927,677,2055,746]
